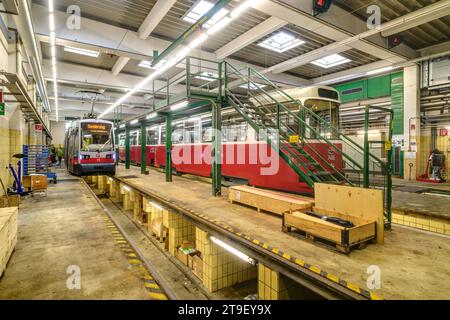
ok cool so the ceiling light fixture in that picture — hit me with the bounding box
[48,0,58,122]
[130,119,139,125]
[64,46,100,58]
[138,60,167,70]
[170,100,189,111]
[366,66,394,76]
[146,113,157,120]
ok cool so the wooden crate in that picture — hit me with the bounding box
[228,186,314,216]
[0,195,20,208]
[0,207,18,277]
[283,210,376,254]
[314,183,384,244]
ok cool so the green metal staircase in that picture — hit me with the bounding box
[223,63,392,224]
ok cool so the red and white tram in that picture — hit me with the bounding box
[66,119,116,176]
[119,86,342,194]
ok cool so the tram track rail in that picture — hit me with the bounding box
[81,178,176,300]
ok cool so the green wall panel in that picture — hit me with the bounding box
[368,74,391,98]
[390,72,404,135]
[335,80,367,103]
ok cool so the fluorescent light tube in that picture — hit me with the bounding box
[366,66,394,76]
[146,113,157,120]
[150,201,163,210]
[123,186,131,192]
[64,46,100,58]
[170,101,189,111]
[189,34,209,49]
[130,119,139,125]
[210,236,256,265]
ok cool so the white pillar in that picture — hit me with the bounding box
[403,65,421,180]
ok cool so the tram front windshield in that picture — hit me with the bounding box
[304,99,340,139]
[81,123,113,152]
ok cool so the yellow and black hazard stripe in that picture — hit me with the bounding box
[113,178,382,301]
[101,214,168,300]
[187,213,383,301]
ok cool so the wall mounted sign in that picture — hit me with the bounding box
[35,124,43,133]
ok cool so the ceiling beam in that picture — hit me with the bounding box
[251,0,416,68]
[112,56,131,76]
[31,3,310,88]
[418,41,450,57]
[215,16,287,60]
[138,0,177,40]
[381,0,450,37]
[263,1,438,74]
[111,0,177,76]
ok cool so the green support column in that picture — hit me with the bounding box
[212,101,222,197]
[140,121,147,174]
[165,114,173,182]
[125,125,131,170]
[363,106,370,188]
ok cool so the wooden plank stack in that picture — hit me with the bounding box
[228,185,315,216]
[0,207,18,277]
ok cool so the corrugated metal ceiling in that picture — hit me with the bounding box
[333,0,450,50]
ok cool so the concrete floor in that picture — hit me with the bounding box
[0,171,150,300]
[115,165,450,300]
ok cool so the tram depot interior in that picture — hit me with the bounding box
[0,0,449,302]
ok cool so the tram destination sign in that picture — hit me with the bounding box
[83,123,111,133]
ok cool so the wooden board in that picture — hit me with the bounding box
[0,207,18,276]
[229,185,314,216]
[314,184,384,244]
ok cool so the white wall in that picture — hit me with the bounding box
[50,121,66,147]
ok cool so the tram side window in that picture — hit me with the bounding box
[130,132,139,146]
[146,129,159,146]
[161,127,166,145]
[172,123,185,145]
[202,120,213,143]
[223,123,247,142]
[119,135,125,147]
[184,120,200,144]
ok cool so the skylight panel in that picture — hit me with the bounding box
[258,32,305,53]
[183,0,229,28]
[310,53,351,69]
